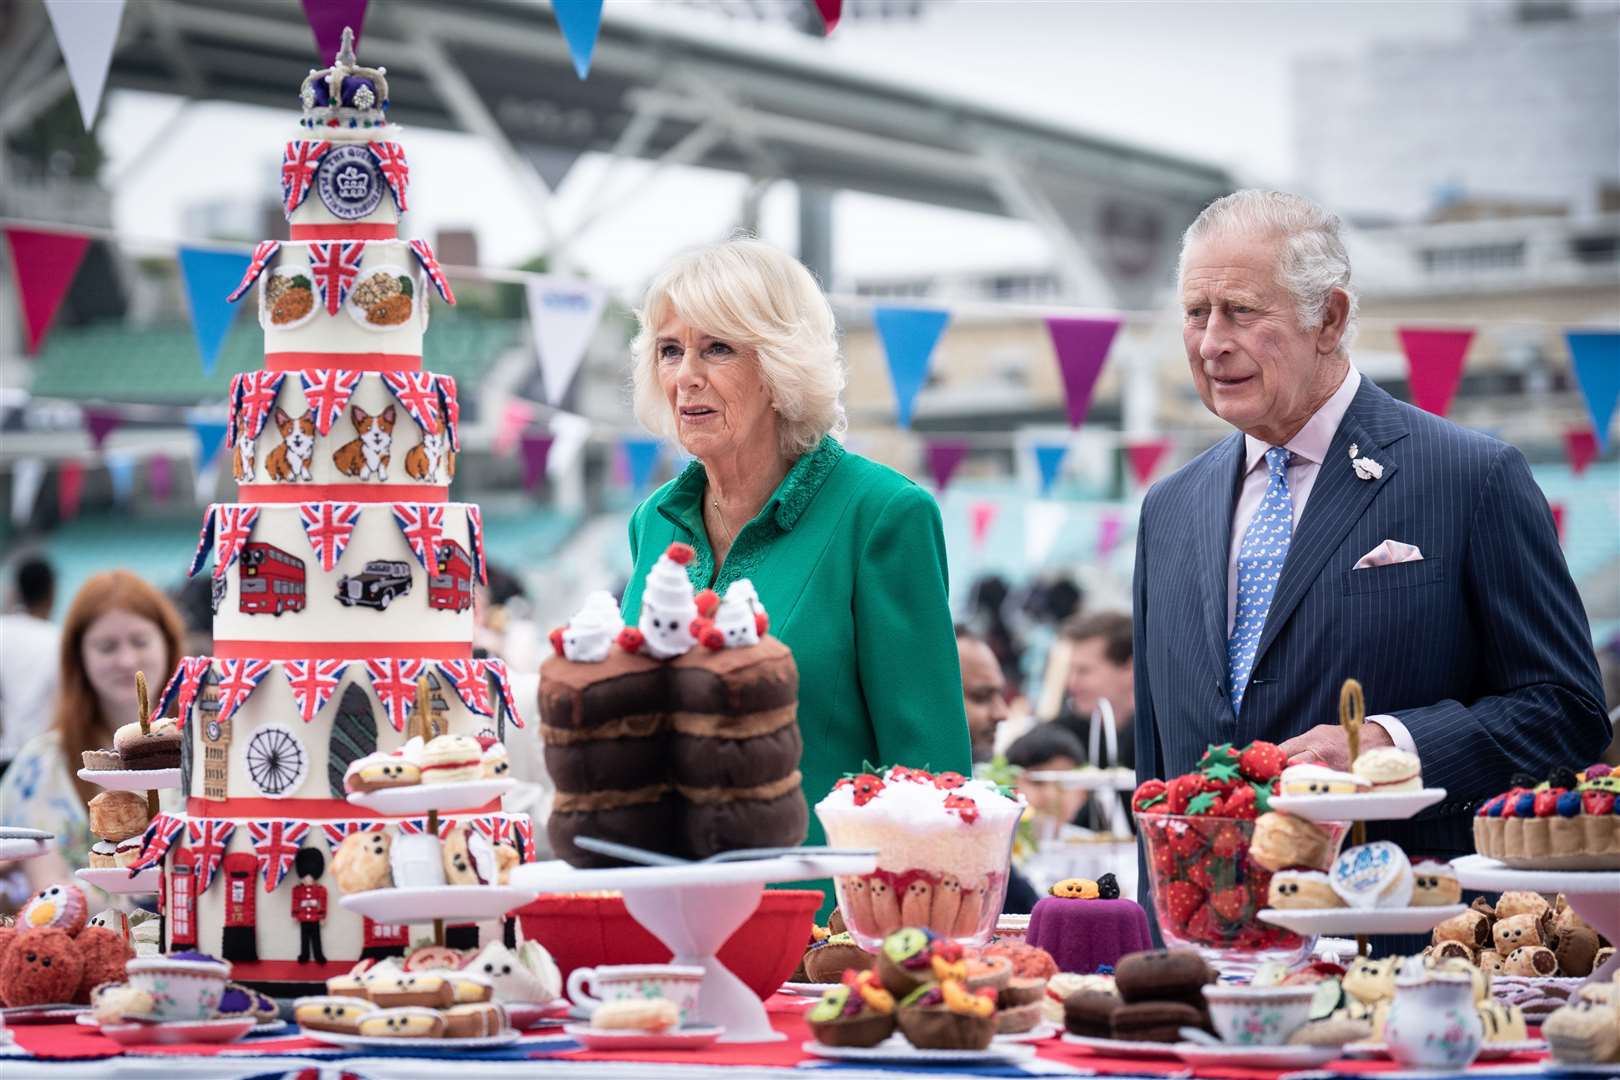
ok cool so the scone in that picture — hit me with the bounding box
[113,718,181,770]
[358,1007,446,1038]
[113,836,144,868]
[295,995,377,1033]
[88,790,150,842]
[1543,999,1620,1064]
[1249,812,1337,871]
[419,734,483,784]
[88,841,119,869]
[332,830,393,893]
[442,826,497,886]
[1267,870,1342,909]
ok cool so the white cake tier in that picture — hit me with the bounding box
[203,500,480,657]
[259,241,428,368]
[231,370,456,502]
[287,125,403,241]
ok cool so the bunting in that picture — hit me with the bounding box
[969,502,998,549]
[1567,330,1620,452]
[212,505,261,580]
[178,246,252,375]
[298,501,361,571]
[520,434,554,491]
[130,814,184,873]
[484,659,525,729]
[553,0,604,80]
[434,374,461,451]
[239,371,288,443]
[226,241,281,304]
[367,142,410,211]
[365,658,427,732]
[185,819,236,893]
[622,437,662,493]
[43,0,126,130]
[1564,428,1598,476]
[187,505,219,577]
[408,240,456,305]
[148,456,173,501]
[1125,438,1172,487]
[1097,512,1125,559]
[108,455,140,505]
[284,659,350,723]
[1046,316,1122,428]
[513,817,536,861]
[925,440,969,492]
[1397,327,1474,417]
[308,241,366,315]
[58,462,85,521]
[300,369,364,435]
[381,371,441,434]
[1033,443,1067,497]
[391,503,444,570]
[300,0,368,62]
[526,276,607,405]
[215,658,273,725]
[190,417,231,474]
[437,659,493,717]
[321,819,383,852]
[483,816,514,849]
[227,374,246,449]
[248,820,311,892]
[874,307,950,428]
[281,141,333,215]
[814,0,842,33]
[464,505,488,586]
[156,657,212,726]
[83,407,123,451]
[2,226,91,354]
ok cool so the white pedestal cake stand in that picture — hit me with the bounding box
[1452,854,1620,984]
[0,827,53,862]
[510,852,877,1044]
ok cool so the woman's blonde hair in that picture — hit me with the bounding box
[629,237,846,458]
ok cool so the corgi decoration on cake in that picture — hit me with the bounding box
[233,426,257,482]
[333,404,396,481]
[404,427,448,482]
[265,407,318,481]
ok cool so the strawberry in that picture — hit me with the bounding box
[1167,820,1206,859]
[1533,789,1564,817]
[1239,741,1286,783]
[1133,779,1168,813]
[1186,791,1221,816]
[1212,822,1248,859]
[1223,784,1260,821]
[890,766,934,784]
[1210,884,1249,922]
[1583,790,1615,815]
[1165,774,1205,815]
[943,792,980,824]
[1185,903,1224,944]
[615,626,646,653]
[1162,880,1205,929]
[1150,840,1177,879]
[933,772,968,790]
[1186,857,1215,892]
[548,627,566,657]
[693,588,720,618]
[851,774,885,806]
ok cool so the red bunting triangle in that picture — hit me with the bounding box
[814,0,842,33]
[1397,327,1474,417]
[58,461,86,520]
[1549,502,1566,545]
[1564,428,1598,476]
[3,227,91,354]
[1124,438,1172,487]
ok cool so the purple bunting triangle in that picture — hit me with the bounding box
[520,433,554,491]
[83,406,123,451]
[1047,317,1122,428]
[926,440,969,492]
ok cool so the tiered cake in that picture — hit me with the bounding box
[141,32,529,989]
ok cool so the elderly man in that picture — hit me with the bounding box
[1133,190,1608,867]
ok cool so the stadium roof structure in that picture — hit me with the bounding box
[1,0,1233,306]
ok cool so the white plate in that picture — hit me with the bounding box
[1061,1032,1182,1059]
[1172,1041,1339,1068]
[345,779,514,816]
[1269,788,1445,821]
[98,1016,256,1046]
[338,884,531,922]
[1,1004,87,1024]
[1451,854,1620,895]
[76,768,181,792]
[301,1026,522,1049]
[565,1023,723,1051]
[76,1012,281,1031]
[506,1001,569,1029]
[1541,1062,1620,1074]
[779,981,832,997]
[803,1034,1036,1064]
[0,836,52,861]
[1346,1038,1547,1060]
[996,1021,1061,1044]
[1257,904,1465,936]
[75,866,160,894]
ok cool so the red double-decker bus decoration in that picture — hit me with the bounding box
[427,539,474,613]
[239,542,307,615]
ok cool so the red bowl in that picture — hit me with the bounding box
[513,888,822,1000]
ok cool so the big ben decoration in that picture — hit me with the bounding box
[199,675,231,801]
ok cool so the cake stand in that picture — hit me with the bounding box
[75,768,181,792]
[510,851,877,1043]
[75,866,161,893]
[0,827,53,862]
[1452,855,1620,983]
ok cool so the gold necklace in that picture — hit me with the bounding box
[710,497,736,549]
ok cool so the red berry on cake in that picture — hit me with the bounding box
[694,589,720,618]
[616,626,646,653]
[1239,741,1286,783]
[548,627,566,657]
[754,611,769,636]
[665,542,695,565]
[933,772,967,790]
[851,774,885,806]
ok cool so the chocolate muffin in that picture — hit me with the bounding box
[1110,1000,1206,1043]
[1114,949,1215,1009]
[1063,990,1121,1038]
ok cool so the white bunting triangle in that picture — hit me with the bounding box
[43,0,127,131]
[1024,501,1067,567]
[525,275,607,405]
[10,458,46,526]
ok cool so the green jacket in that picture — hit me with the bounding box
[623,436,973,877]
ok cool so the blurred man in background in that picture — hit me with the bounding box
[958,626,1010,762]
[1056,612,1136,771]
[0,554,59,778]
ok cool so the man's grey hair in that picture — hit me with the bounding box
[1178,190,1359,350]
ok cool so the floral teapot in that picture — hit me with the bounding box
[1382,958,1482,1071]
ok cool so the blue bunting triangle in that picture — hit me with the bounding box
[177,246,251,375]
[1033,443,1067,496]
[554,0,603,80]
[873,307,950,429]
[190,417,230,469]
[1567,330,1620,453]
[621,436,662,493]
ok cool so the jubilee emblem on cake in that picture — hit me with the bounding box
[130,32,531,990]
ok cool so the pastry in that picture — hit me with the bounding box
[468,940,562,1004]
[897,979,998,1050]
[390,832,447,889]
[1342,956,1397,1006]
[113,837,143,868]
[1288,1016,1371,1046]
[1429,940,1475,963]
[1267,869,1342,909]
[1114,949,1214,1009]
[875,927,936,996]
[326,974,369,1000]
[592,997,679,1032]
[1410,860,1462,906]
[1044,973,1114,1024]
[332,830,393,893]
[1110,1000,1207,1042]
[91,983,154,1023]
[1496,891,1551,921]
[366,972,454,1008]
[295,995,377,1033]
[976,940,1058,980]
[1063,989,1121,1038]
[358,1007,446,1038]
[87,791,149,842]
[481,740,510,779]
[1330,841,1414,909]
[1594,946,1615,972]
[1249,812,1337,871]
[81,749,124,771]
[1477,1000,1528,1042]
[113,718,182,769]
[1474,765,1620,870]
[344,753,420,793]
[215,984,257,1017]
[805,932,875,984]
[806,971,897,1047]
[442,826,497,886]
[1351,747,1422,792]
[996,977,1046,1034]
[1492,913,1543,953]
[1433,909,1491,949]
[89,841,119,869]
[419,734,484,784]
[1503,945,1558,977]
[1280,763,1368,796]
[1478,949,1506,974]
[963,953,1013,995]
[443,1002,507,1037]
[447,972,494,1004]
[1543,998,1620,1064]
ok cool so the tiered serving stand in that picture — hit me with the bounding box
[1452,859,1620,985]
[74,672,174,897]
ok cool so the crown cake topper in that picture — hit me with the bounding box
[299,27,391,130]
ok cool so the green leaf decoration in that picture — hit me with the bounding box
[291,274,312,291]
[1138,792,1166,809]
[397,275,414,298]
[1202,760,1242,784]
[1251,780,1274,813]
[1186,791,1220,815]
[327,682,378,798]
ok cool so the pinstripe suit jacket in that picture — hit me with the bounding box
[1132,376,1609,858]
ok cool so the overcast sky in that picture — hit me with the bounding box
[99,0,1505,292]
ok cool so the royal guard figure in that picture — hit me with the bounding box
[292,847,327,965]
[221,851,259,963]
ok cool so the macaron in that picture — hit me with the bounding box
[1352,747,1423,792]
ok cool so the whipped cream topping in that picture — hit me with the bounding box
[561,590,623,662]
[815,768,1025,879]
[714,578,762,648]
[639,547,698,659]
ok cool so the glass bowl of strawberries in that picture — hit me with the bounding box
[1134,741,1341,974]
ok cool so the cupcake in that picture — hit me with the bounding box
[1410,860,1462,906]
[805,932,876,984]
[1352,748,1423,793]
[807,970,898,1047]
[897,979,998,1050]
[875,927,939,997]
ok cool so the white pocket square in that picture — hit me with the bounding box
[1354,540,1424,570]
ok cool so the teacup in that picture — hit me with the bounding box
[124,954,231,1021]
[566,963,704,1026]
[1202,984,1316,1046]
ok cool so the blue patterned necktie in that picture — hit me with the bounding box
[1228,447,1294,712]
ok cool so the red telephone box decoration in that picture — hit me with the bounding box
[169,848,198,948]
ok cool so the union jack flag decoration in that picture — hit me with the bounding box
[485,659,526,729]
[437,659,492,717]
[186,819,237,893]
[238,371,287,443]
[321,819,383,852]
[227,240,283,303]
[435,375,461,452]
[408,240,456,305]
[482,816,515,849]
[298,501,362,571]
[512,816,536,862]
[471,816,500,843]
[227,373,246,449]
[391,503,445,571]
[215,658,273,724]
[299,369,364,435]
[212,505,261,580]
[380,371,440,435]
[187,505,218,577]
[283,659,349,723]
[155,657,214,729]
[397,817,454,839]
[130,814,184,873]
[465,505,488,585]
[367,141,410,211]
[280,140,332,214]
[365,658,427,732]
[307,241,366,316]
[248,820,311,892]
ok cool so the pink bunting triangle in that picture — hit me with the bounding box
[1564,428,1598,476]
[1046,317,1122,428]
[1550,502,1566,545]
[1097,512,1124,558]
[969,501,998,548]
[3,227,91,354]
[926,441,969,492]
[1124,438,1171,487]
[1397,327,1474,417]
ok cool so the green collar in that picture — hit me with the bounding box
[655,434,845,588]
